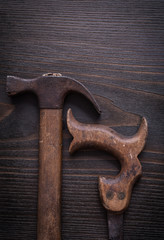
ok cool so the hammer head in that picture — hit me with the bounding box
[6,74,100,112]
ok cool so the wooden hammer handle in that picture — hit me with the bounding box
[37,109,62,240]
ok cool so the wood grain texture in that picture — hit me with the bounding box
[67,108,147,213]
[0,0,164,239]
[38,109,62,240]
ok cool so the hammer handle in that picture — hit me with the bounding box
[37,109,62,240]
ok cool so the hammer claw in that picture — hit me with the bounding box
[6,74,100,240]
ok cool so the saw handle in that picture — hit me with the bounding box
[67,108,148,213]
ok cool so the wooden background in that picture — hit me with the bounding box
[0,0,164,239]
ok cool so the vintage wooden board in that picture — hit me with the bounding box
[0,1,164,239]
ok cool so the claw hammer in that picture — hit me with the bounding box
[6,73,100,240]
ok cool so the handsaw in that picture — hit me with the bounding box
[67,108,148,239]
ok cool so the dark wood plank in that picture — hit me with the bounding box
[0,0,164,239]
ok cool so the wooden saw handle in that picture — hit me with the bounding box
[67,108,148,213]
[37,109,62,240]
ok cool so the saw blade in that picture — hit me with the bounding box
[107,211,123,240]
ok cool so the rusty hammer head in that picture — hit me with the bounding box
[6,73,100,112]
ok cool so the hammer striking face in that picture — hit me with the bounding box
[6,73,100,240]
